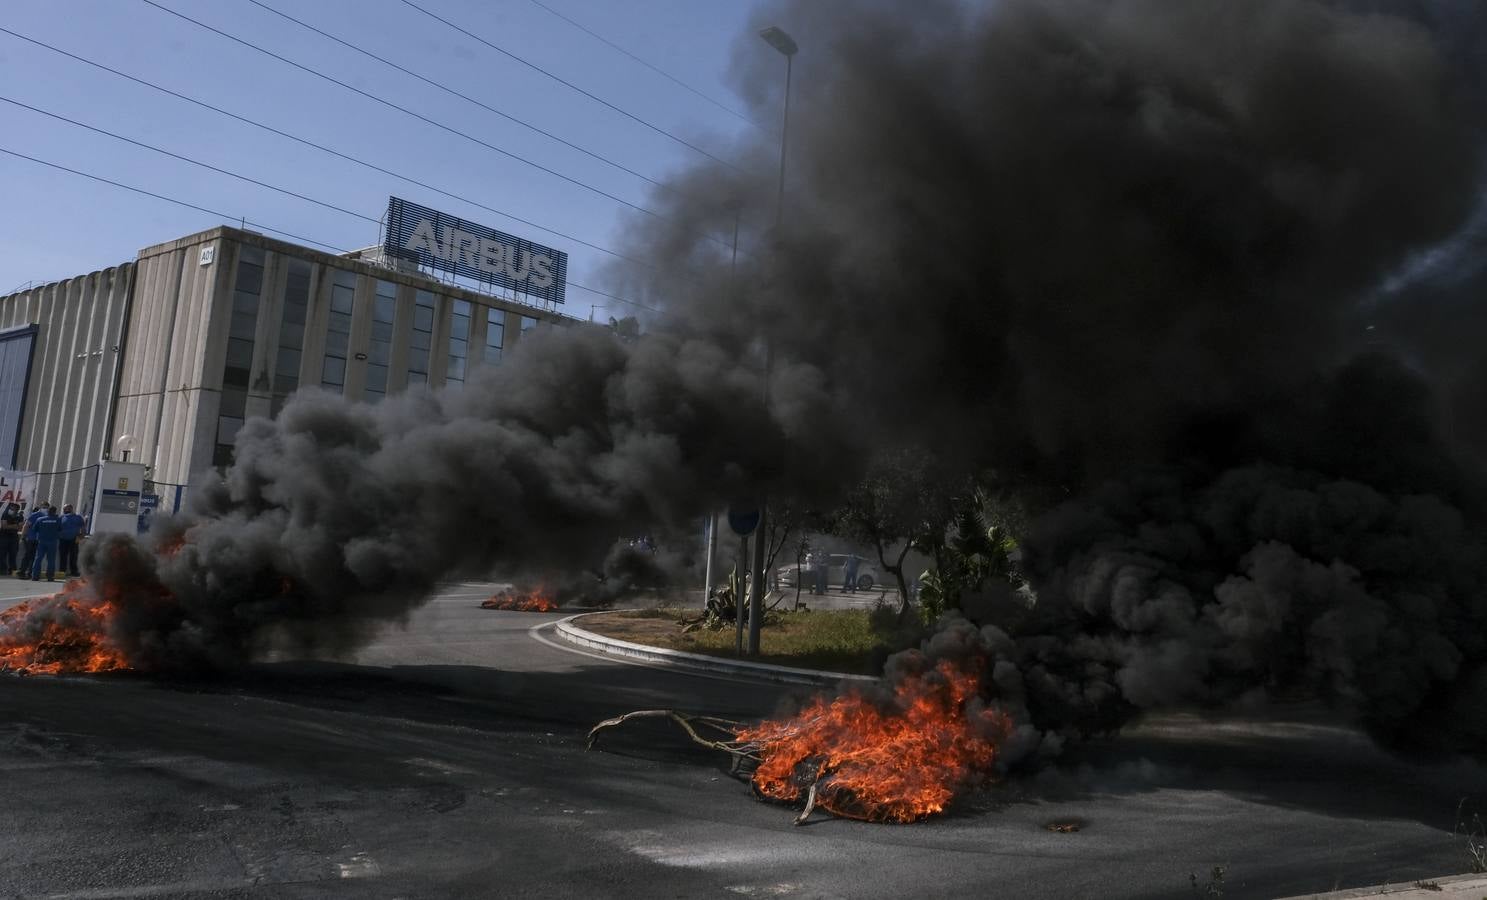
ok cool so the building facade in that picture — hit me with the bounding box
[0,224,569,513]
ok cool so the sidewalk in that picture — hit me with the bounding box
[1276,874,1487,899]
[0,572,71,613]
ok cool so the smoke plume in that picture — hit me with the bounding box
[618,0,1487,759]
[13,0,1487,760]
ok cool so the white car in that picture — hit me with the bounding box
[775,553,879,591]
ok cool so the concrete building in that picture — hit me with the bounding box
[0,224,571,514]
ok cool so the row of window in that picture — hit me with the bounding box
[321,270,356,393]
[216,255,541,465]
[365,279,397,401]
[274,258,311,412]
[215,246,265,466]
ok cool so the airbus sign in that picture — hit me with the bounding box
[384,197,567,304]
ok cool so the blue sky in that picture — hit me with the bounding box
[0,0,765,318]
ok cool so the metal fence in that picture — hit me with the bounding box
[31,464,97,520]
[26,465,187,533]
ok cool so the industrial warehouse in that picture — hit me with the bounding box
[0,197,571,518]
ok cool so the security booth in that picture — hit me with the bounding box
[91,460,147,536]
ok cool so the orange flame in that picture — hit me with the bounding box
[481,589,558,612]
[736,659,1010,822]
[0,581,130,675]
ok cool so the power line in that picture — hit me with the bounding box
[564,278,660,314]
[0,146,347,252]
[243,0,675,196]
[0,26,656,271]
[525,0,763,131]
[396,0,741,172]
[136,0,668,224]
[0,145,661,313]
[0,95,380,226]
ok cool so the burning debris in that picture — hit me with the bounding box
[0,582,129,675]
[481,589,558,613]
[588,657,1011,824]
[742,658,1011,822]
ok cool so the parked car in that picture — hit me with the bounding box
[775,553,879,591]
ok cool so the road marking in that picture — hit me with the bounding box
[41,881,256,899]
[336,852,381,878]
[526,621,784,688]
[404,756,477,776]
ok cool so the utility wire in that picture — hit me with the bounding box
[136,0,668,224]
[0,145,661,312]
[397,0,741,172]
[0,95,379,226]
[0,26,655,270]
[0,146,346,252]
[243,0,674,195]
[524,0,763,130]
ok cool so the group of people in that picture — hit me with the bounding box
[0,501,86,582]
[800,551,861,595]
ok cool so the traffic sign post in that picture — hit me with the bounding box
[749,500,769,656]
[735,535,749,655]
[727,503,760,657]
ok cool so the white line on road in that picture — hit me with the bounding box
[525,621,783,688]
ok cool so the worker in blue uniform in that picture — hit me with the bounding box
[29,505,60,582]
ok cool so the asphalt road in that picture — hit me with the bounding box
[2,582,1485,899]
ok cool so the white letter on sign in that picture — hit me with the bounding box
[476,238,507,276]
[449,228,481,267]
[404,219,441,258]
[528,254,555,288]
[505,249,532,282]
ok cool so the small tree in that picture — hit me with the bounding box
[760,499,799,595]
[917,487,1022,623]
[823,448,958,623]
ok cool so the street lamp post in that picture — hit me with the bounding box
[747,25,798,657]
[759,26,796,228]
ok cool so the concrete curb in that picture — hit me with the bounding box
[1275,873,1487,899]
[553,612,878,688]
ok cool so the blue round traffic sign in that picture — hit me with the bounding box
[727,505,760,536]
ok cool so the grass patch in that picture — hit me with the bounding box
[581,607,890,675]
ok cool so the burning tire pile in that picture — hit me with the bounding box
[589,657,1012,825]
[0,582,128,676]
[480,589,558,613]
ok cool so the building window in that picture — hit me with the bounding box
[223,246,264,391]
[447,299,470,388]
[321,270,355,392]
[214,376,249,468]
[407,289,435,386]
[365,279,396,402]
[272,258,311,415]
[484,307,504,365]
[520,314,538,335]
[217,246,263,465]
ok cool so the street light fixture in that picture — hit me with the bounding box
[744,25,798,657]
[759,25,798,57]
[759,26,797,227]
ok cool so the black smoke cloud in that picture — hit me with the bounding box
[621,0,1487,758]
[18,0,1487,761]
[81,326,847,669]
